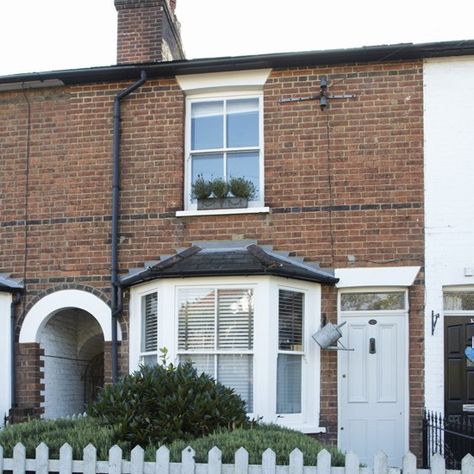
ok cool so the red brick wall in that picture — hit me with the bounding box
[0,61,424,454]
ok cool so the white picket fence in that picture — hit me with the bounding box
[1,444,474,474]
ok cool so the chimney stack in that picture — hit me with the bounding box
[115,0,184,64]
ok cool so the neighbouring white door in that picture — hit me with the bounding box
[338,297,407,467]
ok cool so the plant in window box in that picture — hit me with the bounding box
[195,177,254,210]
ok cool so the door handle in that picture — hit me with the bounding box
[369,337,376,354]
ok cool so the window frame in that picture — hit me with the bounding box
[184,91,265,211]
[129,276,323,433]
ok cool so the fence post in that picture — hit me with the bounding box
[289,449,303,474]
[0,445,4,474]
[344,452,359,474]
[156,446,170,474]
[373,451,388,474]
[431,453,445,474]
[235,447,249,474]
[262,449,276,474]
[208,447,222,474]
[402,452,417,474]
[36,443,49,474]
[317,449,331,474]
[109,445,122,474]
[461,454,474,474]
[131,446,144,474]
[13,443,25,474]
[182,447,195,474]
[83,444,97,474]
[59,443,73,474]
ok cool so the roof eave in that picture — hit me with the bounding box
[1,39,474,88]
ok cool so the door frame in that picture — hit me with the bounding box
[336,287,410,457]
[443,286,474,417]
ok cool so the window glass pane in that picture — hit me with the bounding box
[277,354,302,414]
[140,354,157,366]
[340,292,405,311]
[218,354,253,412]
[227,152,259,200]
[279,290,304,351]
[218,289,254,350]
[444,292,474,311]
[178,288,215,350]
[141,293,158,352]
[191,101,223,150]
[180,354,216,377]
[227,98,259,148]
[192,153,224,183]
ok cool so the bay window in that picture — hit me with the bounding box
[129,276,323,432]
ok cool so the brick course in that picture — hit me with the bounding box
[1,61,424,454]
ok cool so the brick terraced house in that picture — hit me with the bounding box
[1,0,474,467]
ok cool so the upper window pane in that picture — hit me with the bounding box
[191,101,223,150]
[340,292,405,311]
[178,288,215,350]
[227,98,259,148]
[141,293,158,352]
[279,290,304,351]
[217,289,254,350]
[444,292,474,311]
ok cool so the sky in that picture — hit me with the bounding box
[0,0,473,76]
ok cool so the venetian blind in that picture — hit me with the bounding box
[178,288,215,350]
[217,289,254,350]
[278,290,304,351]
[141,292,158,352]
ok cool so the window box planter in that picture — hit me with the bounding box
[197,197,248,210]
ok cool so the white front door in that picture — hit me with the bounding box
[338,312,407,467]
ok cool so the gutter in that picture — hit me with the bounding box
[0,39,474,88]
[111,71,147,384]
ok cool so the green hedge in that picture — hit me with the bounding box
[0,419,344,466]
[160,424,345,466]
[0,417,120,460]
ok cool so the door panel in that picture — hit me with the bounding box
[445,317,474,417]
[339,314,406,467]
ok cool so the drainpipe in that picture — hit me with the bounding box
[111,71,147,384]
[10,291,22,412]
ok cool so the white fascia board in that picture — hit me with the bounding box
[335,266,421,288]
[176,69,272,95]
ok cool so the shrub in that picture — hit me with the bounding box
[161,424,345,465]
[0,417,119,459]
[210,178,229,198]
[88,361,248,447]
[229,177,256,199]
[191,175,212,200]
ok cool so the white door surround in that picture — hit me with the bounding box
[19,289,121,343]
[338,291,409,467]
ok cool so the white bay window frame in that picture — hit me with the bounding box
[184,91,265,212]
[129,276,324,433]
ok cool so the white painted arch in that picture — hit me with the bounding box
[19,289,121,343]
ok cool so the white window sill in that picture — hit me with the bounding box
[277,423,327,434]
[176,206,270,217]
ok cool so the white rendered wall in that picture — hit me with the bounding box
[40,310,103,418]
[0,292,12,423]
[424,57,474,413]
